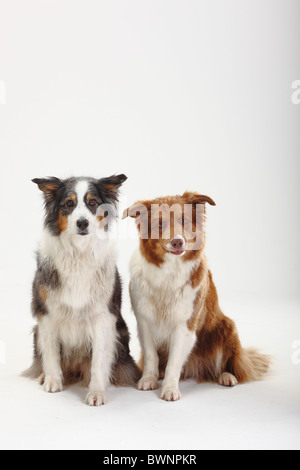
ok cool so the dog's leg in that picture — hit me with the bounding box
[85,313,116,406]
[137,317,159,391]
[161,327,196,401]
[38,321,63,393]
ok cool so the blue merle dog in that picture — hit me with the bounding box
[24,175,140,406]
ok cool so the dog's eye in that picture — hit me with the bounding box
[66,200,75,208]
[89,199,97,207]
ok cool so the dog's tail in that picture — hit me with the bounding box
[21,326,43,379]
[21,357,43,379]
[110,355,142,386]
[230,347,271,383]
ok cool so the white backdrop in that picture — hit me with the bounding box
[0,0,299,451]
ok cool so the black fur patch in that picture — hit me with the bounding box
[31,253,61,317]
[110,269,131,361]
[92,174,127,206]
[109,269,141,384]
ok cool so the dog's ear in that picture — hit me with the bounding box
[123,201,151,239]
[122,201,150,220]
[183,192,216,207]
[98,174,128,200]
[32,177,63,200]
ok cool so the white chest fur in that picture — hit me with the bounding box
[130,249,199,345]
[38,229,116,350]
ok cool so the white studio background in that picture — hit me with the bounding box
[0,0,300,451]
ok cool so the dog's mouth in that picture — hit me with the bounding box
[77,231,89,236]
[166,249,186,256]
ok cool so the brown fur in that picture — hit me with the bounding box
[187,289,203,332]
[39,287,48,304]
[111,359,141,386]
[184,267,270,383]
[124,193,213,266]
[190,261,205,288]
[57,210,68,233]
[188,267,270,383]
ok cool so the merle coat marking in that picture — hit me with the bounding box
[24,175,140,406]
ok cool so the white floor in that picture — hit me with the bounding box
[0,291,299,450]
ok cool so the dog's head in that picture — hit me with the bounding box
[123,192,215,265]
[33,174,127,239]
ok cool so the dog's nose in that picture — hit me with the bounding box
[77,218,89,231]
[171,238,184,250]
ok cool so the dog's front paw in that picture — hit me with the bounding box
[43,376,63,393]
[85,391,107,407]
[161,386,181,402]
[218,372,238,387]
[138,375,158,391]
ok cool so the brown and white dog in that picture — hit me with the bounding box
[123,192,270,401]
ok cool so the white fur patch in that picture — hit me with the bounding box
[215,350,223,375]
[37,225,118,402]
[130,248,203,401]
[67,180,94,236]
